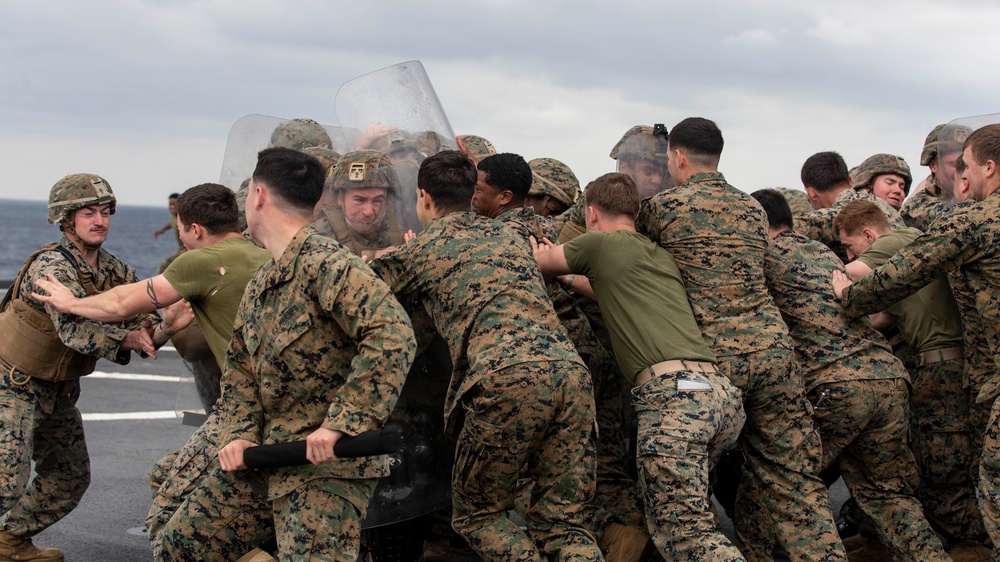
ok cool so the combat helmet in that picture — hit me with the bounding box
[609,124,669,163]
[47,173,116,224]
[458,134,497,162]
[269,118,333,151]
[920,123,972,166]
[326,150,400,194]
[852,154,912,195]
[529,158,580,208]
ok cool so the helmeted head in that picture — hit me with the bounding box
[268,118,333,151]
[458,134,497,162]
[610,124,671,197]
[527,158,580,216]
[851,153,911,210]
[852,154,912,193]
[322,150,399,237]
[48,173,116,225]
[921,123,972,166]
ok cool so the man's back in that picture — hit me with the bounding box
[764,231,900,387]
[372,211,580,420]
[635,171,787,356]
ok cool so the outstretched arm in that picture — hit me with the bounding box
[530,236,572,278]
[34,273,182,322]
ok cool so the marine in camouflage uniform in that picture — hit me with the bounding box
[835,123,1000,557]
[836,203,985,549]
[371,150,602,562]
[159,148,416,561]
[753,189,950,561]
[0,174,153,562]
[900,124,972,231]
[474,153,643,541]
[635,118,845,561]
[312,150,406,260]
[535,173,745,561]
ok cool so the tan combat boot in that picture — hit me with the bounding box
[0,531,63,562]
[598,523,654,562]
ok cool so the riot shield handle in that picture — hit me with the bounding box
[243,429,404,468]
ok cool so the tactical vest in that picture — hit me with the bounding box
[328,208,405,260]
[0,243,103,383]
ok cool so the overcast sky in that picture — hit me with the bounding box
[1,0,997,207]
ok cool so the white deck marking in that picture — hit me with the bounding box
[82,411,178,421]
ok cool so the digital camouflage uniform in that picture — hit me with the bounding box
[457,135,497,162]
[901,175,953,232]
[0,235,147,540]
[635,171,846,562]
[858,227,984,546]
[763,231,949,561]
[839,190,1000,556]
[497,206,643,535]
[159,226,416,561]
[371,212,602,562]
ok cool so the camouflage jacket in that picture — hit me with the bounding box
[900,175,954,231]
[218,226,415,496]
[16,235,146,363]
[635,171,791,356]
[842,191,1000,394]
[764,231,904,391]
[946,202,997,404]
[553,198,587,244]
[371,212,583,424]
[795,188,906,263]
[497,207,602,354]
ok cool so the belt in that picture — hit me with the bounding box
[635,360,717,387]
[915,346,963,368]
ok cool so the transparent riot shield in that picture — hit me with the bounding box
[219,114,356,191]
[610,123,672,198]
[335,61,457,233]
[938,114,997,202]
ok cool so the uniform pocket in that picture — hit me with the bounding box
[453,414,515,506]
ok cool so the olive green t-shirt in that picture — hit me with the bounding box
[564,229,715,382]
[162,236,271,367]
[858,227,963,354]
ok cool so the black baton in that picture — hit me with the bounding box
[242,429,403,469]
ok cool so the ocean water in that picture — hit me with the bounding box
[0,199,180,283]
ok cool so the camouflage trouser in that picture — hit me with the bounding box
[585,345,644,533]
[452,361,602,562]
[147,411,224,559]
[0,373,89,538]
[632,367,746,561]
[910,358,986,543]
[718,348,846,562]
[810,378,949,561]
[978,395,1000,559]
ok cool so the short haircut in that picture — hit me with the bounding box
[478,153,532,201]
[750,189,793,231]
[964,123,1000,169]
[956,154,967,175]
[168,193,180,200]
[800,151,850,192]
[583,173,640,219]
[251,147,325,213]
[668,117,723,166]
[418,150,478,212]
[833,200,889,236]
[176,183,240,236]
